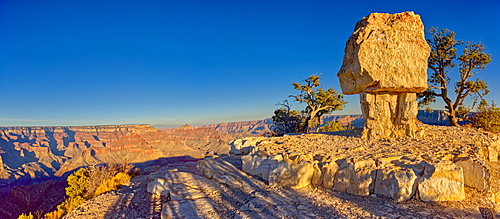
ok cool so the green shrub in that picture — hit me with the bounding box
[65,168,89,199]
[319,120,354,132]
[473,101,500,133]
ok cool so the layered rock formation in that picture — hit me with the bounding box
[198,119,273,137]
[0,124,232,186]
[161,124,232,155]
[337,12,430,138]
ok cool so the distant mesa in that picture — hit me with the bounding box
[178,124,195,130]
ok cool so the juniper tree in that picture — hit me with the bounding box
[271,100,305,136]
[418,27,491,126]
[291,74,346,133]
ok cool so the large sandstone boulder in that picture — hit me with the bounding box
[337,11,430,95]
[333,159,377,196]
[455,158,490,191]
[241,154,283,180]
[373,156,428,201]
[337,11,430,139]
[418,161,465,201]
[268,159,315,188]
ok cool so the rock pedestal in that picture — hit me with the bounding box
[361,92,419,138]
[337,11,430,138]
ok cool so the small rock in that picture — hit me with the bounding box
[297,205,308,210]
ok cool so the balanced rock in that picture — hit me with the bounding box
[337,11,429,95]
[337,11,430,139]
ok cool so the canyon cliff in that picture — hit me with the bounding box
[0,124,233,186]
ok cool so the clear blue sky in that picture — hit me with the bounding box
[1,0,499,128]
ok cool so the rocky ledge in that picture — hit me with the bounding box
[231,124,500,204]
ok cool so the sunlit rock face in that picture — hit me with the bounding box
[0,124,219,184]
[337,11,430,138]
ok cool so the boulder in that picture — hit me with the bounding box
[320,161,340,189]
[373,166,420,201]
[333,159,377,196]
[455,158,490,191]
[147,178,170,197]
[417,161,465,201]
[337,11,430,139]
[373,155,428,201]
[229,138,265,155]
[268,159,315,188]
[337,11,429,95]
[241,154,283,180]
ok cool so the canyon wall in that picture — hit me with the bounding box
[0,124,232,186]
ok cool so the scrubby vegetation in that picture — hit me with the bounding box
[17,213,34,219]
[18,162,136,219]
[291,74,346,133]
[319,120,354,132]
[473,101,500,133]
[271,74,346,136]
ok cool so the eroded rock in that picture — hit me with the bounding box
[333,159,377,196]
[337,11,430,139]
[241,154,283,180]
[418,161,465,201]
[337,11,429,95]
[268,159,315,188]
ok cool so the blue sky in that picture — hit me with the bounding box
[1,0,499,128]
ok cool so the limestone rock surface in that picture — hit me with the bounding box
[147,178,171,197]
[268,159,315,188]
[455,158,490,191]
[418,161,465,201]
[373,156,427,201]
[241,154,283,180]
[333,159,377,196]
[337,11,430,95]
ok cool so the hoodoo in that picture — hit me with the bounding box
[337,11,430,138]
